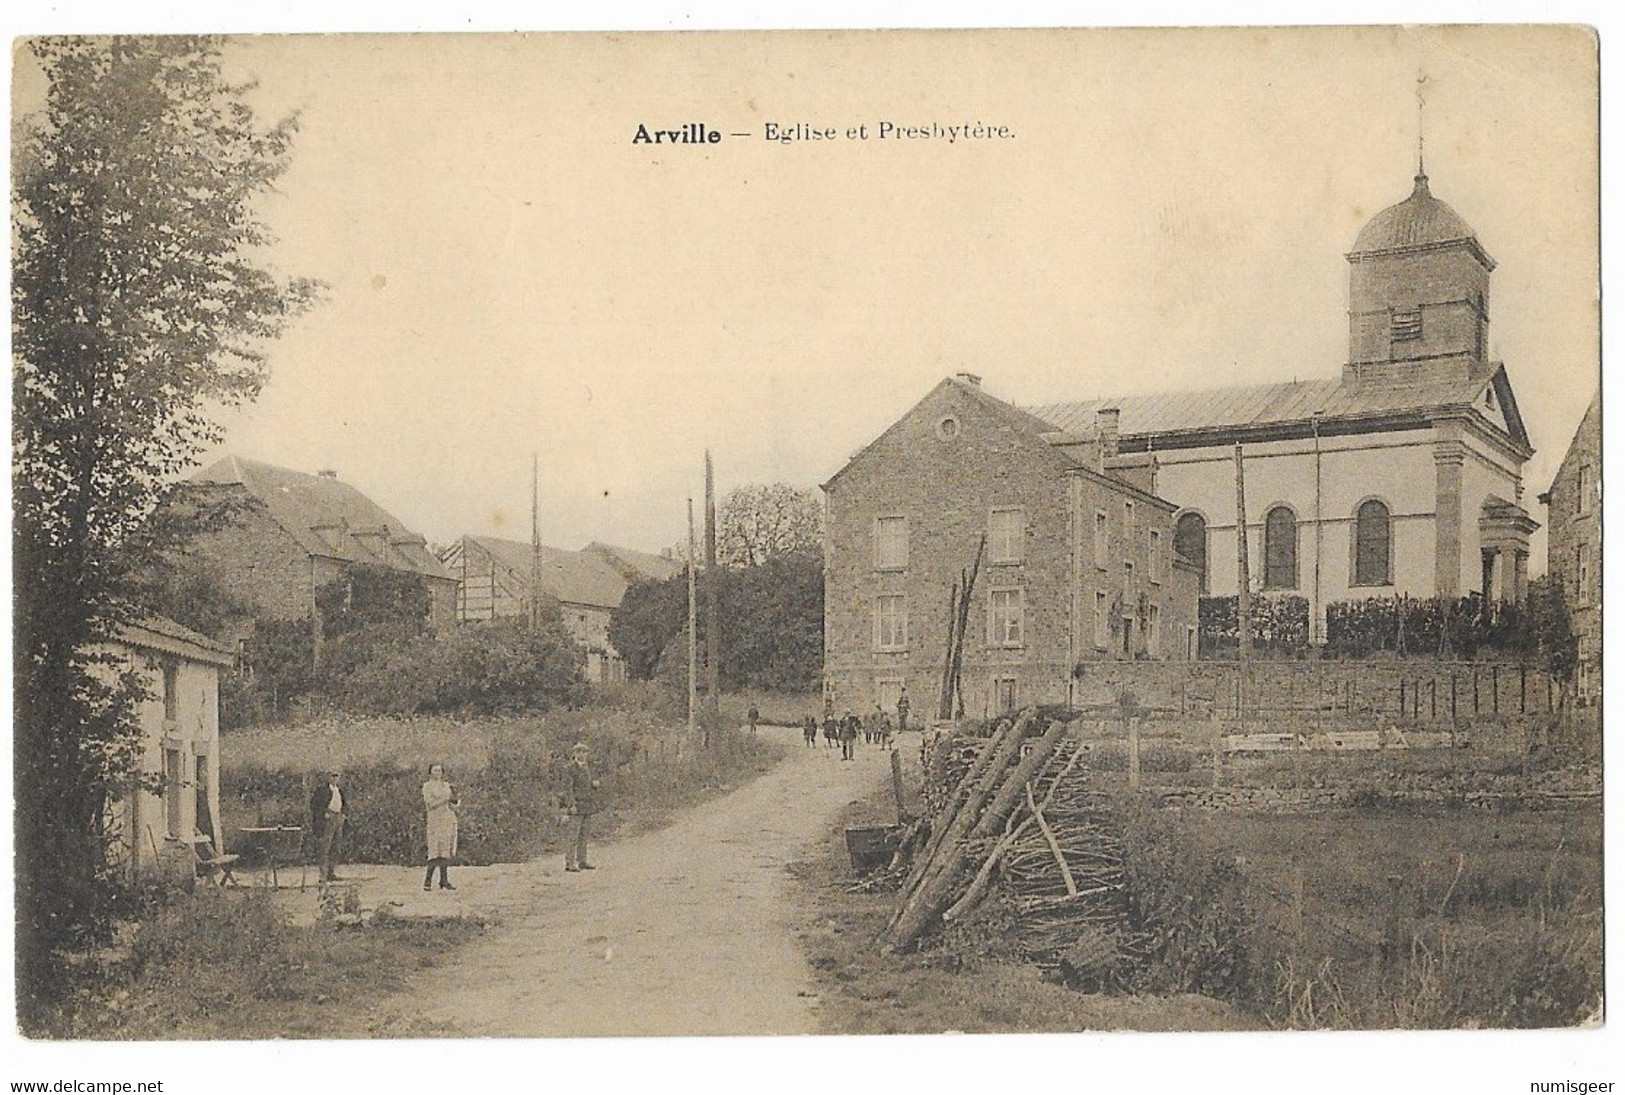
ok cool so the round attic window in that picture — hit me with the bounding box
[936,416,960,440]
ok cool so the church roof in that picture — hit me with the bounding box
[1026,367,1529,451]
[1349,170,1491,265]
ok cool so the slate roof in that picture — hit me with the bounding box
[190,456,454,582]
[464,536,633,610]
[117,616,237,666]
[1350,171,1485,259]
[1026,367,1527,450]
[582,541,684,584]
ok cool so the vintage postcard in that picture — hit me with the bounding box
[7,20,1607,1092]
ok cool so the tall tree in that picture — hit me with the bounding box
[12,36,318,1025]
[716,482,823,568]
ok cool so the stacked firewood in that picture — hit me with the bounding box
[881,711,1137,985]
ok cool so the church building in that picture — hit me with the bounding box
[1028,163,1536,638]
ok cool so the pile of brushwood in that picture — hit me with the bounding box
[880,709,1144,988]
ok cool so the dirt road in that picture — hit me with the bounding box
[376,727,893,1037]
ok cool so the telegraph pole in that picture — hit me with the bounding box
[687,497,698,739]
[1234,443,1252,667]
[703,449,721,723]
[530,453,542,631]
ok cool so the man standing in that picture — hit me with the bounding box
[310,769,347,882]
[896,686,911,734]
[564,742,601,872]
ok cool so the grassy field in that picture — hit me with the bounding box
[790,789,1254,1034]
[218,684,785,866]
[1161,801,1604,1028]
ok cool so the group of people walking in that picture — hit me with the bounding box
[802,688,912,761]
[307,742,603,891]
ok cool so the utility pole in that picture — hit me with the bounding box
[703,449,721,723]
[687,496,698,739]
[1234,443,1252,670]
[530,453,542,631]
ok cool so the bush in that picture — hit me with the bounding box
[1199,594,1310,656]
[322,618,589,717]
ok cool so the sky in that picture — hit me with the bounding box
[13,27,1599,561]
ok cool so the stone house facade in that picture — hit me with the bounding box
[173,456,458,647]
[1539,390,1601,704]
[823,376,1199,721]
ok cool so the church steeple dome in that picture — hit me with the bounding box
[1350,165,1489,261]
[1345,165,1495,381]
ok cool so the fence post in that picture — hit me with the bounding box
[1492,665,1500,715]
[1473,670,1480,715]
[1383,874,1405,967]
[1450,674,1457,720]
[1292,866,1307,953]
[1399,677,1406,719]
[1430,678,1437,721]
[1127,716,1141,792]
[1211,714,1223,789]
[1520,666,1527,714]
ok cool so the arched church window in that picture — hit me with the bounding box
[1263,506,1298,590]
[1353,499,1392,587]
[1174,512,1208,594]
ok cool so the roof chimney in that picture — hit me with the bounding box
[955,372,982,387]
[316,468,338,479]
[1096,407,1121,459]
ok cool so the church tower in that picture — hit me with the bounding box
[1345,163,1494,383]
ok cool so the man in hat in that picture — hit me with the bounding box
[310,768,348,882]
[563,742,601,872]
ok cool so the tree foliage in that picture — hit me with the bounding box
[716,483,822,568]
[12,36,317,1025]
[618,549,825,693]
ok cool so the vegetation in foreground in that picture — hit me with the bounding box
[36,890,483,1040]
[792,790,1252,1035]
[1128,801,1604,1028]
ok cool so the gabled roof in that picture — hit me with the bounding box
[189,456,454,582]
[1026,365,1530,453]
[116,616,236,667]
[462,536,632,610]
[582,541,683,584]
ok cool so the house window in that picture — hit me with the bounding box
[1391,309,1423,342]
[161,662,179,724]
[874,516,908,571]
[936,416,960,440]
[1577,544,1591,603]
[1093,511,1109,569]
[988,589,1025,648]
[989,507,1025,564]
[993,677,1018,714]
[1186,625,1198,661]
[874,595,908,651]
[1147,605,1161,658]
[1094,591,1109,649]
[1264,506,1299,590]
[1174,511,1208,594]
[1577,464,1592,515]
[1353,499,1392,587]
[1124,500,1135,540]
[1148,529,1162,584]
[877,677,904,712]
[1124,559,1134,590]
